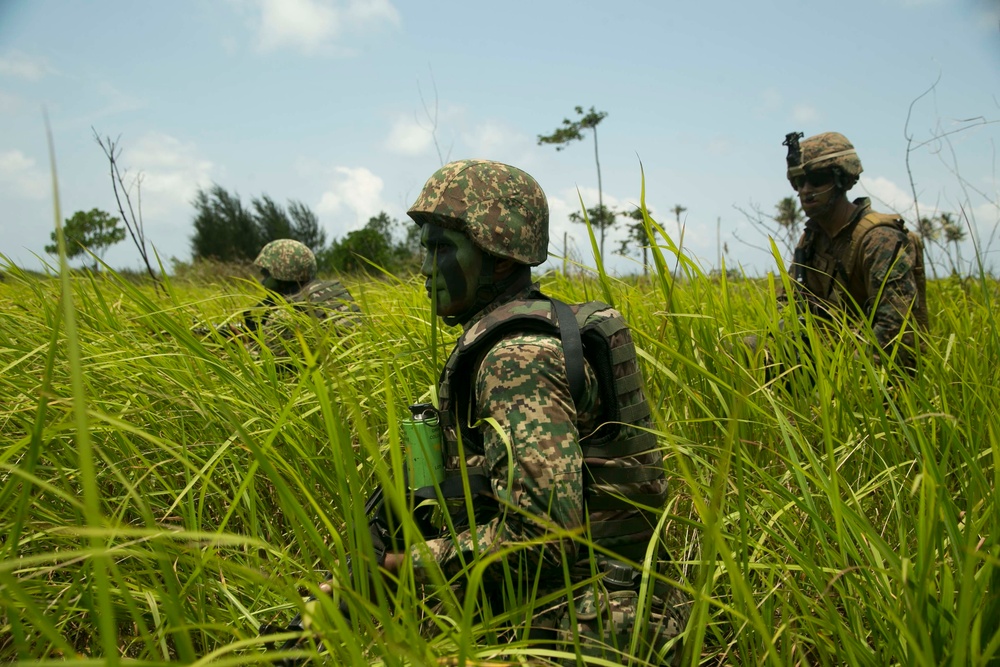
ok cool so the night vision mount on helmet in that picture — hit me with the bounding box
[785,131,864,191]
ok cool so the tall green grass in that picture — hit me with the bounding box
[1,213,997,665]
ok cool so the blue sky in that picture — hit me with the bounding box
[1,0,998,277]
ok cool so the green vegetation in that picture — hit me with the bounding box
[190,185,326,263]
[44,208,126,270]
[1,217,997,664]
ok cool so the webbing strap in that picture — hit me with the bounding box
[617,400,651,424]
[587,464,664,485]
[586,491,668,512]
[593,315,626,338]
[581,431,657,458]
[574,301,606,323]
[611,342,637,365]
[614,370,645,394]
[552,299,586,407]
[589,516,653,540]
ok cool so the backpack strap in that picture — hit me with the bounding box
[847,212,905,277]
[551,298,586,407]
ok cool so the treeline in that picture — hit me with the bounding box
[189,185,420,275]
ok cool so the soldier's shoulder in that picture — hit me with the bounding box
[860,224,908,250]
[480,331,563,367]
[299,279,354,301]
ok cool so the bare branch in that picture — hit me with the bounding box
[416,65,451,167]
[93,129,163,292]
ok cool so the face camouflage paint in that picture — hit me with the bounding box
[420,223,486,325]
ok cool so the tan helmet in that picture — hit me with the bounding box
[787,132,863,190]
[406,159,549,266]
[253,239,317,283]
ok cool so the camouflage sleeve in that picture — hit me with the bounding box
[859,226,918,350]
[409,332,595,585]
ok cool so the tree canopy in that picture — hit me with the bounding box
[45,208,126,270]
[318,212,419,275]
[190,185,328,262]
[539,105,612,257]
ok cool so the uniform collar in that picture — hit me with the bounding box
[462,282,540,331]
[807,197,871,240]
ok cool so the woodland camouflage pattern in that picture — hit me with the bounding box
[780,198,923,366]
[787,131,863,188]
[407,159,549,265]
[253,239,318,283]
[408,286,686,660]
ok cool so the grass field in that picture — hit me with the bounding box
[1,241,998,665]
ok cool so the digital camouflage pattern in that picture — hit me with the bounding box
[408,292,595,583]
[247,278,360,360]
[557,585,689,666]
[407,159,549,265]
[787,131,863,189]
[254,239,318,283]
[781,198,925,366]
[408,285,685,660]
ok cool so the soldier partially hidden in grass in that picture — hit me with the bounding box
[753,132,928,374]
[215,239,360,360]
[369,159,688,663]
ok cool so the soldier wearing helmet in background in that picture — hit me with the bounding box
[778,131,928,370]
[241,238,360,359]
[373,159,688,662]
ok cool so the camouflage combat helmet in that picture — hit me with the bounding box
[253,239,317,283]
[407,159,549,266]
[787,132,863,190]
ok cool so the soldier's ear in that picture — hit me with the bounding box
[492,257,518,280]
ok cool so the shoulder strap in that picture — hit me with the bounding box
[848,212,905,276]
[551,298,585,407]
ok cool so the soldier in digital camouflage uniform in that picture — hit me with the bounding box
[244,239,360,359]
[776,131,928,370]
[378,159,688,664]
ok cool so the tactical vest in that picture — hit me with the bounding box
[435,294,668,561]
[799,212,929,329]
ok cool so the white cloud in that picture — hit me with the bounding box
[792,104,820,124]
[384,115,433,155]
[462,122,511,157]
[0,150,48,199]
[316,166,388,227]
[858,175,920,217]
[0,51,54,80]
[344,0,400,24]
[124,133,214,221]
[545,187,629,266]
[251,0,400,54]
